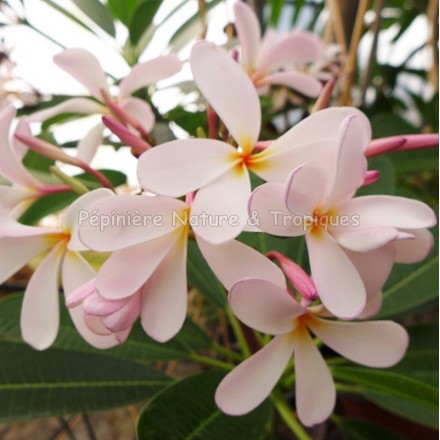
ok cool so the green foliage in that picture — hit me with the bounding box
[335,418,405,440]
[70,0,116,36]
[137,372,273,440]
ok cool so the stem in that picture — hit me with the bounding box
[225,306,251,358]
[22,20,66,49]
[212,343,244,362]
[80,162,114,191]
[271,391,311,440]
[189,353,233,371]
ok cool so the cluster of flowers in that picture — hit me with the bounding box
[0,1,437,427]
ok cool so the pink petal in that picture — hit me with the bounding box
[54,48,109,100]
[62,251,120,348]
[63,188,115,251]
[190,41,261,149]
[197,236,286,291]
[120,97,155,133]
[285,162,329,219]
[137,139,237,197]
[191,167,250,244]
[233,1,261,72]
[395,228,434,263]
[78,194,185,251]
[293,326,336,427]
[326,115,369,203]
[259,71,322,97]
[141,232,188,342]
[345,243,395,298]
[119,55,182,99]
[83,291,127,316]
[96,232,180,300]
[257,31,324,74]
[0,235,54,284]
[229,278,305,335]
[102,292,140,332]
[356,291,383,319]
[28,97,106,122]
[333,227,400,252]
[76,122,104,164]
[215,334,294,415]
[338,196,437,230]
[12,118,32,160]
[248,182,304,236]
[307,316,409,367]
[306,232,366,319]
[21,241,65,350]
[0,185,37,216]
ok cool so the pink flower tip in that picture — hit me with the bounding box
[267,251,318,301]
[362,170,380,186]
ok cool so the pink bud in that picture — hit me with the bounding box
[399,134,439,151]
[311,79,335,113]
[267,251,318,301]
[102,116,151,155]
[362,170,380,186]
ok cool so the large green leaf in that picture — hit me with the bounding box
[332,366,439,428]
[129,0,161,44]
[107,0,142,25]
[137,372,273,440]
[335,417,405,440]
[0,340,171,422]
[71,0,116,36]
[0,293,211,363]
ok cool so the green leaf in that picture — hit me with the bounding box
[137,372,273,440]
[107,0,141,25]
[0,340,171,422]
[269,0,284,27]
[332,366,439,428]
[0,293,211,364]
[357,156,395,196]
[187,240,227,307]
[335,417,405,440]
[71,0,116,36]
[129,1,161,44]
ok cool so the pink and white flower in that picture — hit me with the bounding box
[233,1,323,97]
[215,275,408,427]
[29,49,182,163]
[138,41,363,244]
[250,114,436,318]
[0,188,120,350]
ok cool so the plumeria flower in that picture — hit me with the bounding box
[0,188,120,350]
[233,1,323,97]
[0,105,71,217]
[29,49,182,163]
[215,275,409,427]
[138,41,363,244]
[250,114,437,318]
[75,189,285,342]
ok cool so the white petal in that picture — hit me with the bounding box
[76,122,104,164]
[21,241,65,350]
[62,251,120,348]
[229,278,305,335]
[102,292,140,332]
[233,1,261,72]
[78,194,185,251]
[333,227,400,252]
[0,235,55,284]
[394,228,434,263]
[197,236,286,291]
[306,232,366,319]
[259,71,322,97]
[54,48,109,100]
[293,326,336,427]
[356,291,383,320]
[120,97,155,133]
[141,232,188,342]
[96,231,180,300]
[248,182,304,236]
[137,139,236,197]
[190,41,261,149]
[191,167,250,244]
[119,54,182,99]
[307,316,409,368]
[0,185,37,215]
[339,196,437,230]
[12,118,32,160]
[28,98,105,122]
[215,334,294,415]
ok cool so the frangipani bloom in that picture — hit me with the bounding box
[0,105,70,217]
[250,114,437,318]
[0,188,121,350]
[138,41,362,244]
[233,1,323,97]
[76,188,286,342]
[29,49,182,163]
[215,276,408,427]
